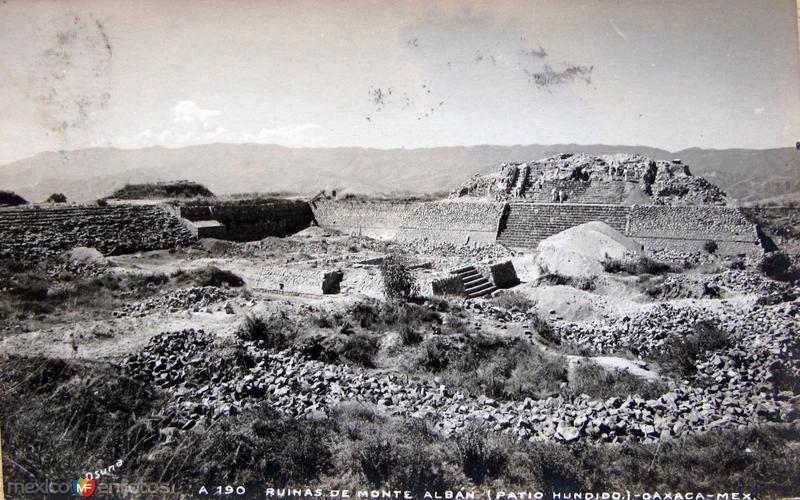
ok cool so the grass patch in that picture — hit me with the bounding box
[235,313,295,349]
[661,321,732,376]
[2,356,798,495]
[491,291,535,312]
[601,254,672,275]
[171,265,244,287]
[757,251,800,282]
[537,272,596,291]
[430,336,569,400]
[570,360,667,400]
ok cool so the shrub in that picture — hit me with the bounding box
[455,427,508,485]
[703,240,718,254]
[601,254,672,275]
[399,324,423,345]
[419,338,449,372]
[335,409,457,494]
[147,403,333,488]
[340,334,378,367]
[531,313,559,345]
[537,273,596,291]
[126,272,169,293]
[758,251,800,282]
[662,320,732,376]
[236,313,291,348]
[491,291,535,312]
[380,254,419,302]
[45,193,67,203]
[437,338,568,400]
[0,357,163,483]
[570,360,667,399]
[347,299,383,328]
[172,265,244,287]
[95,198,108,207]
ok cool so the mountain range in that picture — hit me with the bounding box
[0,143,797,203]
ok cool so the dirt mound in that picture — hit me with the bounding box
[0,190,27,206]
[536,221,642,278]
[110,180,214,200]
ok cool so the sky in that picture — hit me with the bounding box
[0,0,798,164]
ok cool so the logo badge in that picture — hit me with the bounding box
[71,477,96,497]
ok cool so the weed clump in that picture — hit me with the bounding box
[491,291,535,312]
[537,272,596,291]
[662,321,732,376]
[601,254,672,275]
[172,265,244,288]
[570,361,667,400]
[757,251,800,282]
[236,313,294,349]
[380,254,419,302]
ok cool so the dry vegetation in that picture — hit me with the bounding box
[1,206,799,496]
[2,356,798,495]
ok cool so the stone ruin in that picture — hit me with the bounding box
[0,153,772,298]
[450,153,728,205]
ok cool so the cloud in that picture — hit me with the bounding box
[754,107,765,115]
[113,101,320,149]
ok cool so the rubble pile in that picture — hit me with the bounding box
[115,287,232,317]
[643,270,796,301]
[450,153,728,205]
[398,239,516,263]
[124,299,798,443]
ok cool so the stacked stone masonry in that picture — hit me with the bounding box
[497,203,630,248]
[497,203,762,256]
[0,204,195,260]
[310,201,415,239]
[179,199,312,241]
[311,200,504,244]
[256,265,343,295]
[398,201,506,244]
[627,206,761,255]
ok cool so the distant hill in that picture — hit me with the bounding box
[0,143,797,203]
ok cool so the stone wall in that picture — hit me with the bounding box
[628,206,762,255]
[397,200,506,244]
[256,265,343,295]
[0,204,195,260]
[312,199,505,244]
[476,260,519,289]
[497,203,762,256]
[310,200,418,239]
[184,220,226,239]
[179,199,312,241]
[498,203,630,249]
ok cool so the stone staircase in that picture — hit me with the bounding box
[522,179,628,204]
[497,202,631,249]
[451,265,496,299]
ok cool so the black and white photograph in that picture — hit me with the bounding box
[1,1,799,498]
